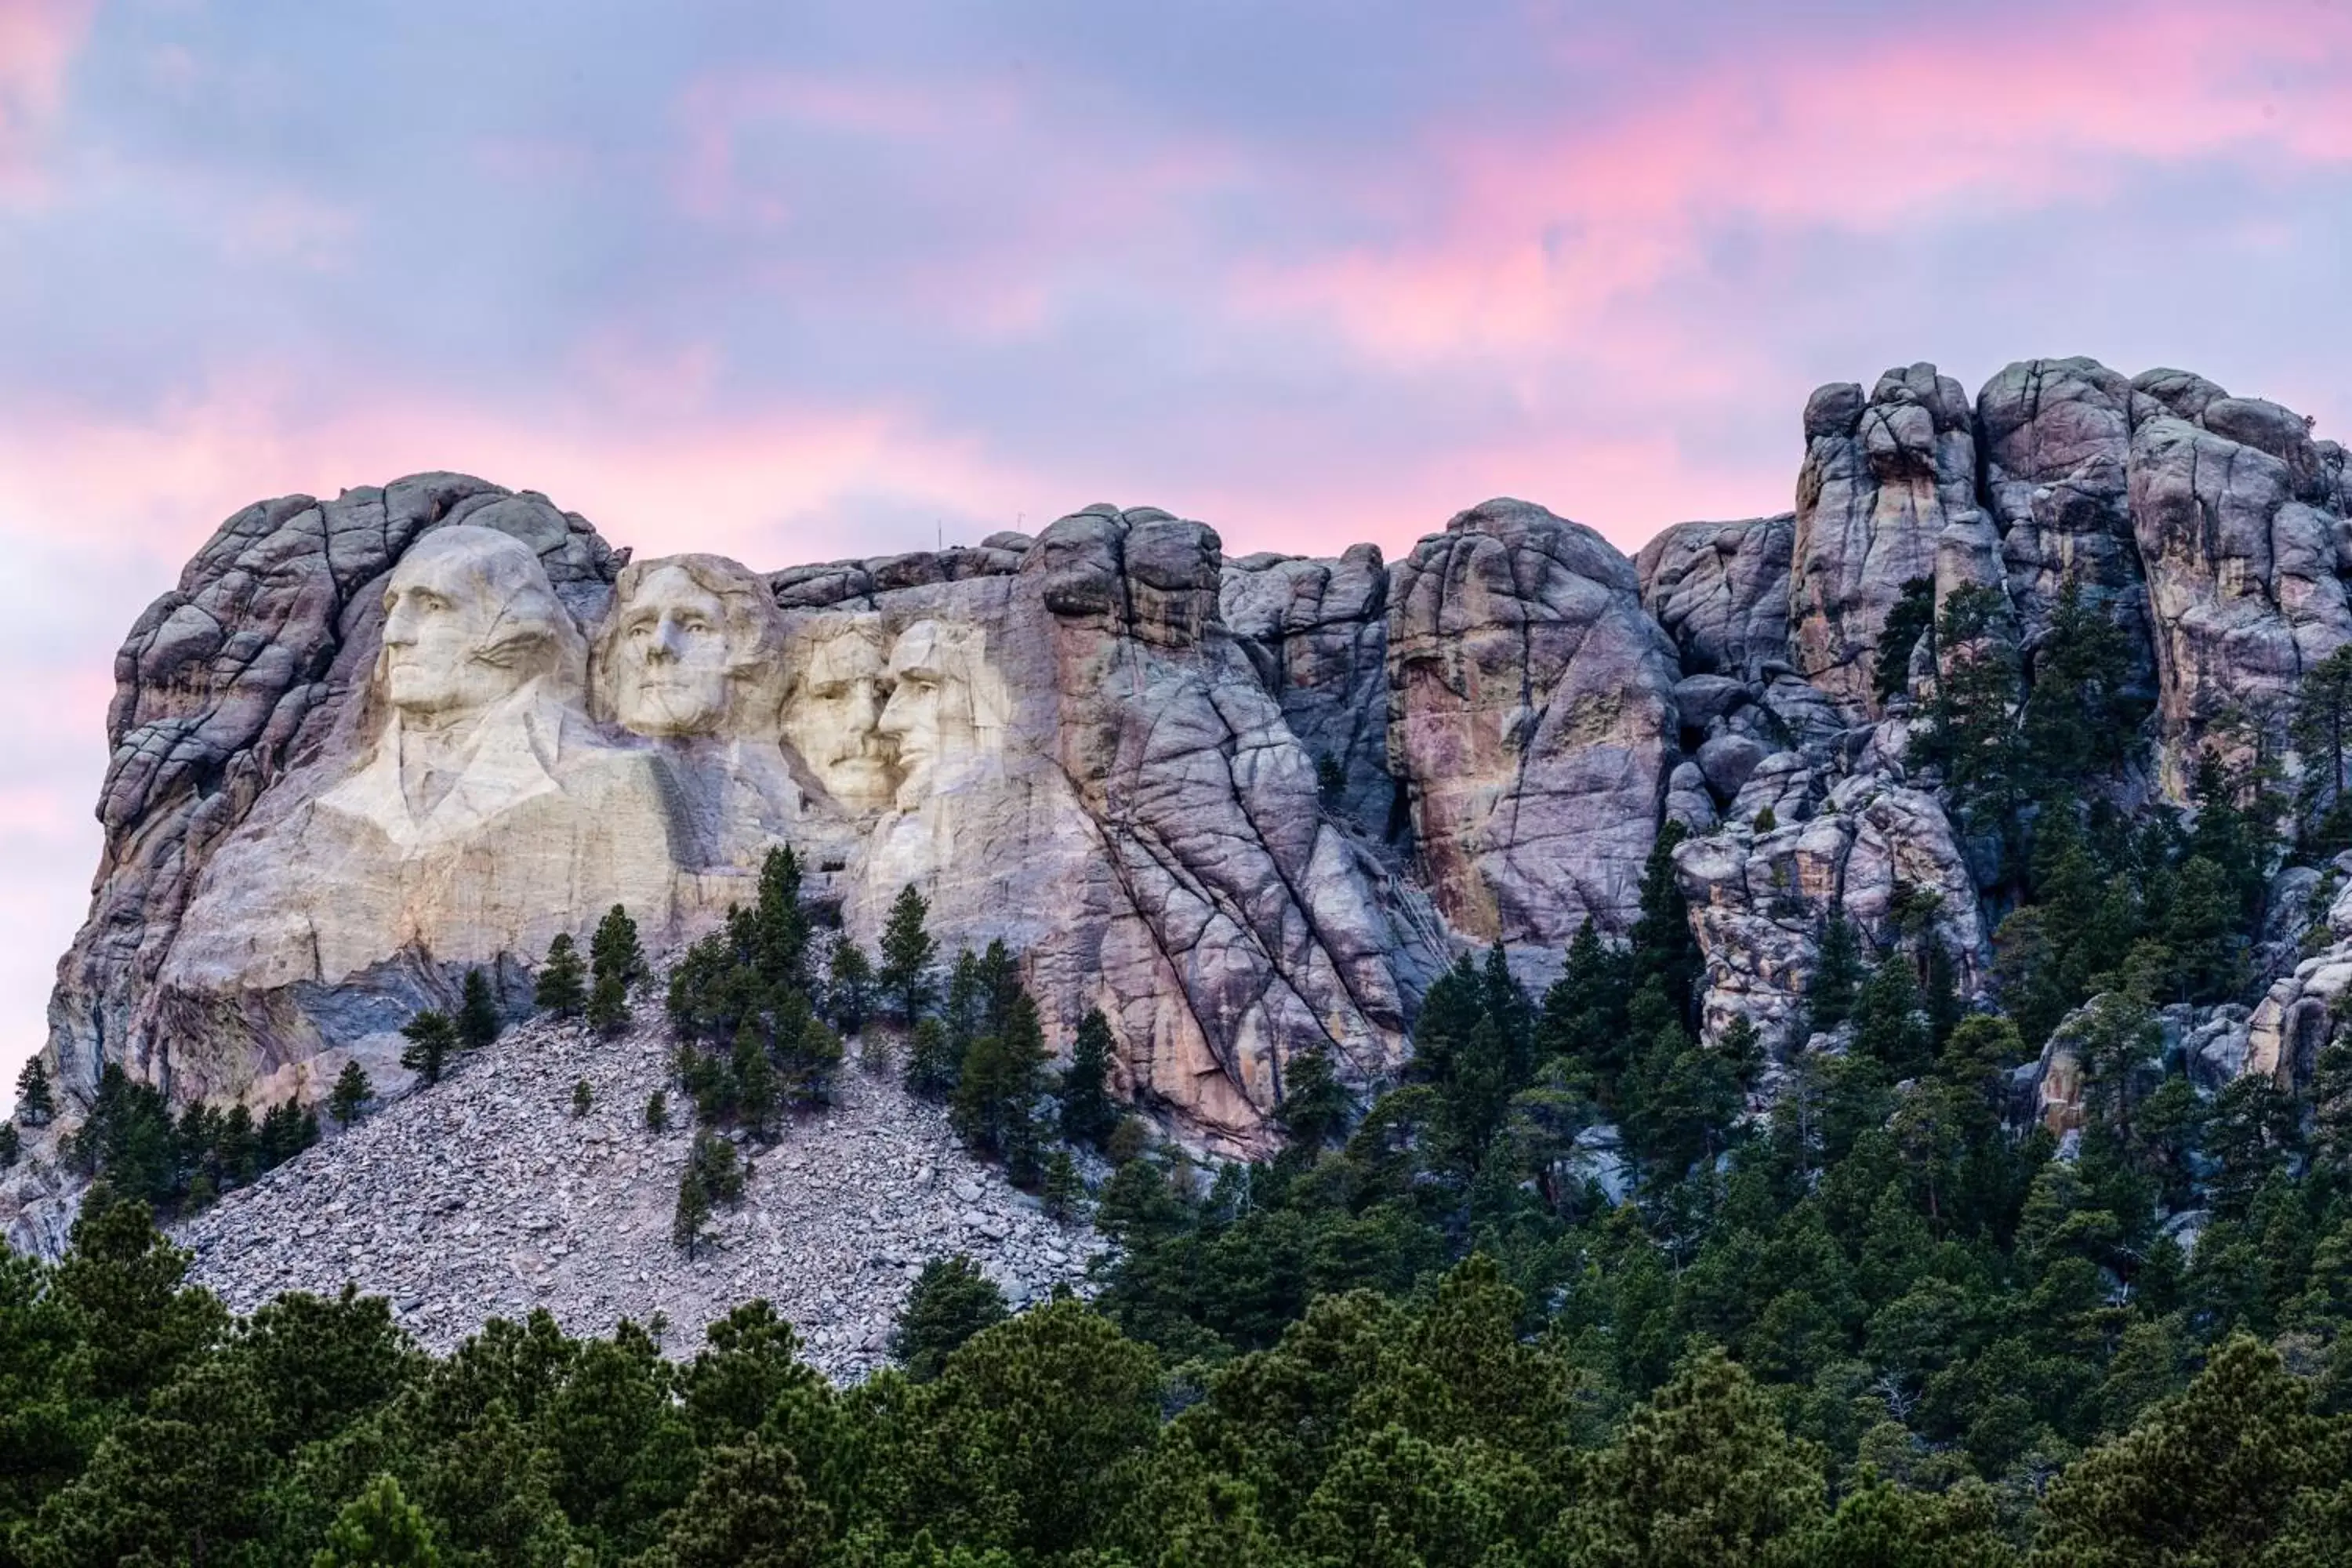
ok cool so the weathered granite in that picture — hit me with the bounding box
[1386,499,1680,960]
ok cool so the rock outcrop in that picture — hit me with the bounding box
[1675,770,1987,1054]
[1636,513,1795,684]
[1386,499,1679,965]
[2129,387,2352,792]
[1976,357,2157,698]
[1221,546,1396,833]
[27,352,2352,1259]
[1791,365,1981,714]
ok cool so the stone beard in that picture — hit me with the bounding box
[782,615,897,815]
[596,553,789,742]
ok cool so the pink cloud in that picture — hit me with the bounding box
[0,0,95,194]
[1243,5,2352,364]
[0,367,1098,577]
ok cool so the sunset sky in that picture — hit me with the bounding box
[3,0,2350,1102]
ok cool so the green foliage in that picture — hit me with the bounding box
[1549,1346,1828,1565]
[314,1472,440,1566]
[667,848,843,1128]
[591,902,647,988]
[1316,750,1347,807]
[891,1254,1011,1381]
[16,1054,56,1124]
[1876,575,1936,702]
[1042,1149,1086,1222]
[534,931,586,1018]
[1058,1007,1120,1149]
[1275,1040,1352,1152]
[1811,915,1864,1033]
[879,882,940,1022]
[0,1121,17,1168]
[456,968,501,1051]
[828,937,876,1036]
[65,1064,313,1217]
[571,1079,592,1118]
[328,1062,372,1129]
[2295,644,2352,852]
[398,1010,458,1087]
[644,1090,669,1133]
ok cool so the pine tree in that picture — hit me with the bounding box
[1042,1148,1086,1222]
[827,938,874,1036]
[398,1011,458,1086]
[733,1022,779,1140]
[673,1163,712,1258]
[655,1436,830,1568]
[1809,915,1864,1034]
[905,1017,958,1101]
[1058,1007,1120,1148]
[1874,575,1936,702]
[328,1062,372,1129]
[456,969,500,1051]
[2294,642,2352,848]
[877,883,938,1021]
[2036,1336,2336,1566]
[571,1080,592,1118]
[1275,1041,1352,1152]
[1548,1345,1826,1563]
[587,969,630,1036]
[0,1122,19,1169]
[534,932,586,1018]
[590,901,645,993]
[314,1472,441,1566]
[16,1055,55,1125]
[891,1254,1010,1381]
[1629,819,1702,1021]
[953,989,1049,1160]
[645,1090,670,1133]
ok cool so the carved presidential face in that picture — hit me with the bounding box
[782,618,895,812]
[609,566,734,735]
[875,619,1001,809]
[379,526,573,728]
[597,554,787,740]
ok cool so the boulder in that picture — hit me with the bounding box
[1635,513,1795,681]
[1387,499,1680,960]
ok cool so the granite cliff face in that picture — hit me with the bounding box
[19,352,2352,1256]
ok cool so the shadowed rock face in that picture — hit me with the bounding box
[1386,499,1680,964]
[1976,357,2157,699]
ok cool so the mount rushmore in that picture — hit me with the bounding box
[16,354,2352,1250]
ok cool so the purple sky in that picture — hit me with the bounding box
[4,0,2350,1104]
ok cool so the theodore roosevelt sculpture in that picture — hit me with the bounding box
[165,526,680,989]
[780,614,898,815]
